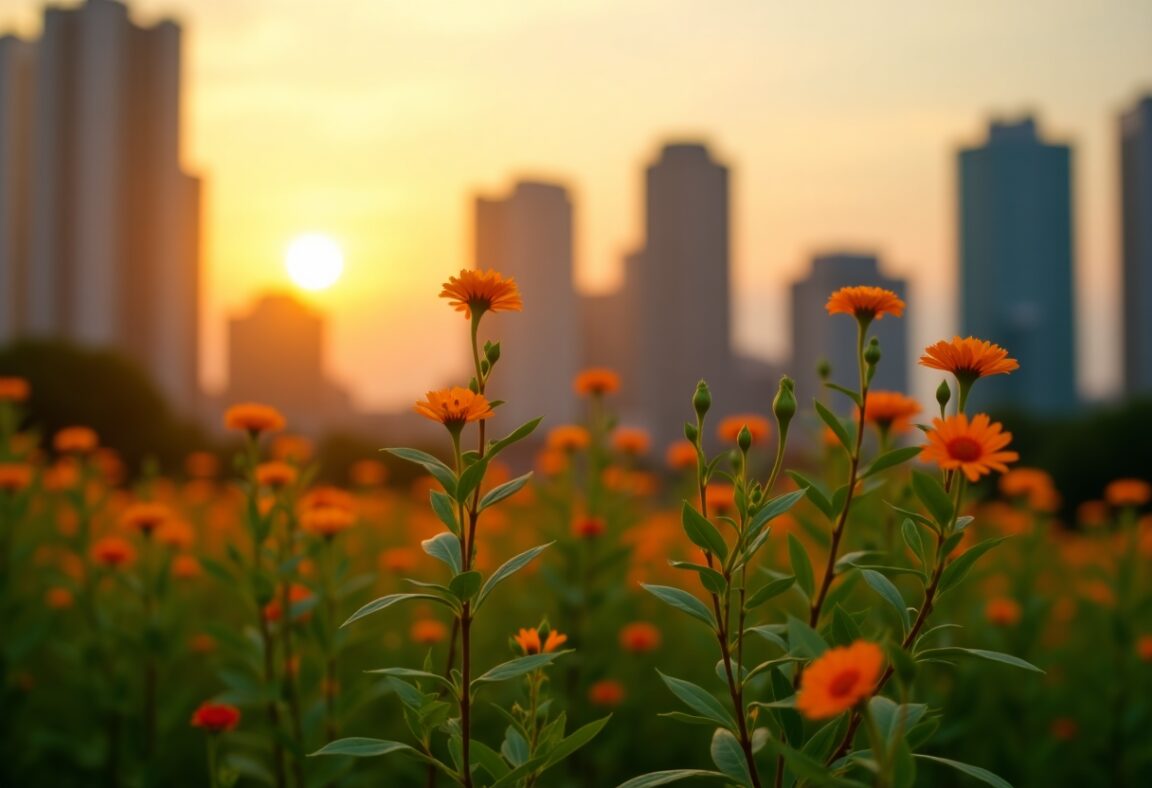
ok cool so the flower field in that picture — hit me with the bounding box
[1,272,1151,788]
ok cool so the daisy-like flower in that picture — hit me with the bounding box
[224,403,286,436]
[921,413,1018,482]
[919,336,1019,382]
[0,376,30,402]
[54,426,98,455]
[1104,478,1152,508]
[796,640,885,720]
[546,425,591,452]
[825,286,905,322]
[574,368,620,396]
[513,627,568,655]
[190,702,241,733]
[440,268,523,319]
[120,502,172,536]
[300,505,356,539]
[862,391,921,435]
[611,427,651,456]
[414,387,495,432]
[255,461,298,490]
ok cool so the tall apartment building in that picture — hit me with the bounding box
[1121,95,1152,396]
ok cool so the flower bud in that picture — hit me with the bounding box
[817,359,831,382]
[683,422,699,443]
[936,379,952,409]
[737,425,752,453]
[864,337,882,367]
[692,381,711,420]
[773,376,797,429]
[485,341,501,365]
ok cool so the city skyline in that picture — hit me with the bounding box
[0,0,1149,414]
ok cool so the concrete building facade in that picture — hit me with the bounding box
[1121,96,1152,396]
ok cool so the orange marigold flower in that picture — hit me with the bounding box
[350,459,388,487]
[546,425,591,452]
[0,376,30,402]
[90,535,137,569]
[1104,478,1152,508]
[862,391,921,434]
[919,336,1019,381]
[411,619,449,645]
[120,502,171,536]
[825,286,905,321]
[271,434,313,463]
[1077,500,1110,528]
[921,413,1018,483]
[263,583,313,623]
[796,640,885,720]
[513,627,568,655]
[1137,635,1152,662]
[171,553,202,579]
[574,368,620,396]
[612,427,651,456]
[706,483,736,515]
[300,505,356,539]
[985,597,1022,627]
[572,516,606,539]
[440,268,523,319]
[185,451,219,479]
[588,679,626,707]
[54,426,98,454]
[256,461,298,489]
[190,702,241,733]
[536,449,569,477]
[45,587,74,610]
[301,485,356,512]
[414,387,495,429]
[379,547,418,574]
[665,440,698,471]
[999,467,1058,512]
[0,463,33,493]
[619,621,661,653]
[224,403,286,435]
[717,414,771,445]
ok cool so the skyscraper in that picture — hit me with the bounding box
[790,253,909,412]
[1121,95,1152,396]
[0,0,201,413]
[959,117,1077,412]
[474,180,578,432]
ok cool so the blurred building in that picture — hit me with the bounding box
[958,117,1077,412]
[474,180,579,434]
[1121,95,1152,396]
[790,253,909,412]
[226,293,352,435]
[0,0,201,414]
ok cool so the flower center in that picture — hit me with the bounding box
[828,669,859,698]
[946,436,983,462]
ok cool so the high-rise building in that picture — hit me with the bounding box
[474,180,578,433]
[626,142,734,450]
[958,117,1077,412]
[1121,95,1152,396]
[790,253,909,412]
[0,0,201,413]
[227,293,351,434]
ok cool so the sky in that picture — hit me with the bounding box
[2,0,1151,410]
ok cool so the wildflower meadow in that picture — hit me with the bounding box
[2,271,1151,788]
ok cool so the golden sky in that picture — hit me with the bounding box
[3,0,1150,409]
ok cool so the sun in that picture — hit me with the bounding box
[285,234,344,291]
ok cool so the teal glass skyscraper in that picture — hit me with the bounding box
[958,117,1077,412]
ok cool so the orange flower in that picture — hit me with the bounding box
[706,483,736,515]
[513,627,568,655]
[619,621,661,653]
[224,403,286,435]
[1104,478,1152,508]
[574,368,620,396]
[185,451,219,479]
[985,597,1022,627]
[120,502,171,536]
[588,679,626,707]
[440,268,523,319]
[535,449,569,477]
[379,547,418,574]
[263,583,313,623]
[190,702,241,733]
[90,536,137,569]
[414,387,495,429]
[921,413,1018,482]
[0,463,32,493]
[612,427,651,456]
[271,434,313,463]
[999,468,1059,512]
[717,414,771,445]
[45,587,74,609]
[350,459,388,487]
[546,425,591,452]
[665,440,698,471]
[862,391,920,434]
[300,505,356,539]
[1137,635,1152,662]
[411,619,449,645]
[825,286,905,321]
[171,554,202,579]
[572,516,606,539]
[1077,500,1110,528]
[256,461,298,489]
[301,485,356,512]
[0,376,30,402]
[54,426,98,454]
[796,641,885,720]
[919,336,1019,381]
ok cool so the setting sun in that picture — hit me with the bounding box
[285,234,344,291]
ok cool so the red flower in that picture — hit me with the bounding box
[190,702,241,733]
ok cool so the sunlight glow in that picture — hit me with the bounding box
[285,234,344,291]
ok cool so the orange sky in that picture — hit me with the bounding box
[3,0,1150,409]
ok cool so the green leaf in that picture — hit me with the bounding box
[860,569,910,634]
[862,446,923,479]
[421,532,462,575]
[939,537,1010,595]
[641,584,716,628]
[342,593,455,628]
[615,770,731,788]
[756,733,867,787]
[747,489,807,537]
[901,518,929,570]
[669,561,727,594]
[710,728,752,786]
[456,457,490,504]
[474,651,566,684]
[788,534,815,599]
[868,697,928,747]
[915,647,1043,674]
[787,471,835,519]
[449,570,483,601]
[471,739,510,780]
[429,490,460,534]
[745,575,795,610]
[658,711,721,727]
[501,726,530,766]
[910,470,952,527]
[657,672,736,730]
[479,472,533,511]
[914,755,1014,788]
[825,382,863,407]
[384,448,456,497]
[487,417,543,458]
[787,615,828,658]
[538,714,611,770]
[309,738,422,759]
[815,400,853,452]
[476,543,552,607]
[681,502,729,561]
[366,667,456,694]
